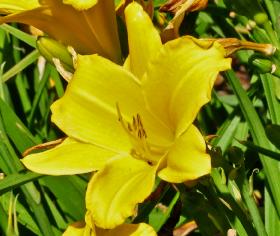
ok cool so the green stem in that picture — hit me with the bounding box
[225,70,280,229]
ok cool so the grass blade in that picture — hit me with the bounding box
[225,70,280,219]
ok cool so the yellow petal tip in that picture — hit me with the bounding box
[62,0,98,10]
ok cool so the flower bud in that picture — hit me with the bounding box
[251,57,273,73]
[36,37,74,72]
[224,0,268,25]
[250,56,280,77]
[254,13,269,25]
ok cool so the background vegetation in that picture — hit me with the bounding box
[1,0,280,235]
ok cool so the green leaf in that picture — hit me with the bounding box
[149,189,180,232]
[225,70,280,220]
[42,188,67,230]
[1,50,40,82]
[1,192,41,235]
[240,140,280,161]
[213,115,241,153]
[0,172,43,195]
[0,24,36,48]
[153,0,169,7]
[0,98,40,153]
[41,176,87,221]
[28,63,52,125]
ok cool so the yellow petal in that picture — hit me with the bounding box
[143,36,231,136]
[0,6,101,54]
[63,221,92,236]
[51,55,135,153]
[79,0,122,63]
[96,223,157,236]
[0,0,39,13]
[62,0,98,10]
[22,138,115,175]
[85,211,157,236]
[0,0,121,61]
[51,54,172,153]
[125,2,162,78]
[86,156,156,229]
[158,124,211,183]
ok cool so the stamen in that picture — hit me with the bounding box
[137,114,141,126]
[138,130,142,139]
[127,123,133,132]
[116,103,132,137]
[116,103,164,165]
[133,116,137,131]
[147,161,153,166]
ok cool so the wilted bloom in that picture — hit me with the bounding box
[160,0,208,41]
[63,211,157,236]
[22,2,231,229]
[0,0,121,62]
[160,0,207,14]
[204,38,276,57]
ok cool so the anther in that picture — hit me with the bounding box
[143,129,147,138]
[147,161,153,166]
[133,116,137,131]
[137,114,141,126]
[138,130,142,139]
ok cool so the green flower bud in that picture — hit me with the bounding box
[254,13,269,25]
[250,56,280,77]
[36,37,74,72]
[224,0,268,25]
[251,57,274,73]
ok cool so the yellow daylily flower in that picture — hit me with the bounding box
[22,2,231,229]
[0,0,121,62]
[63,211,157,236]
